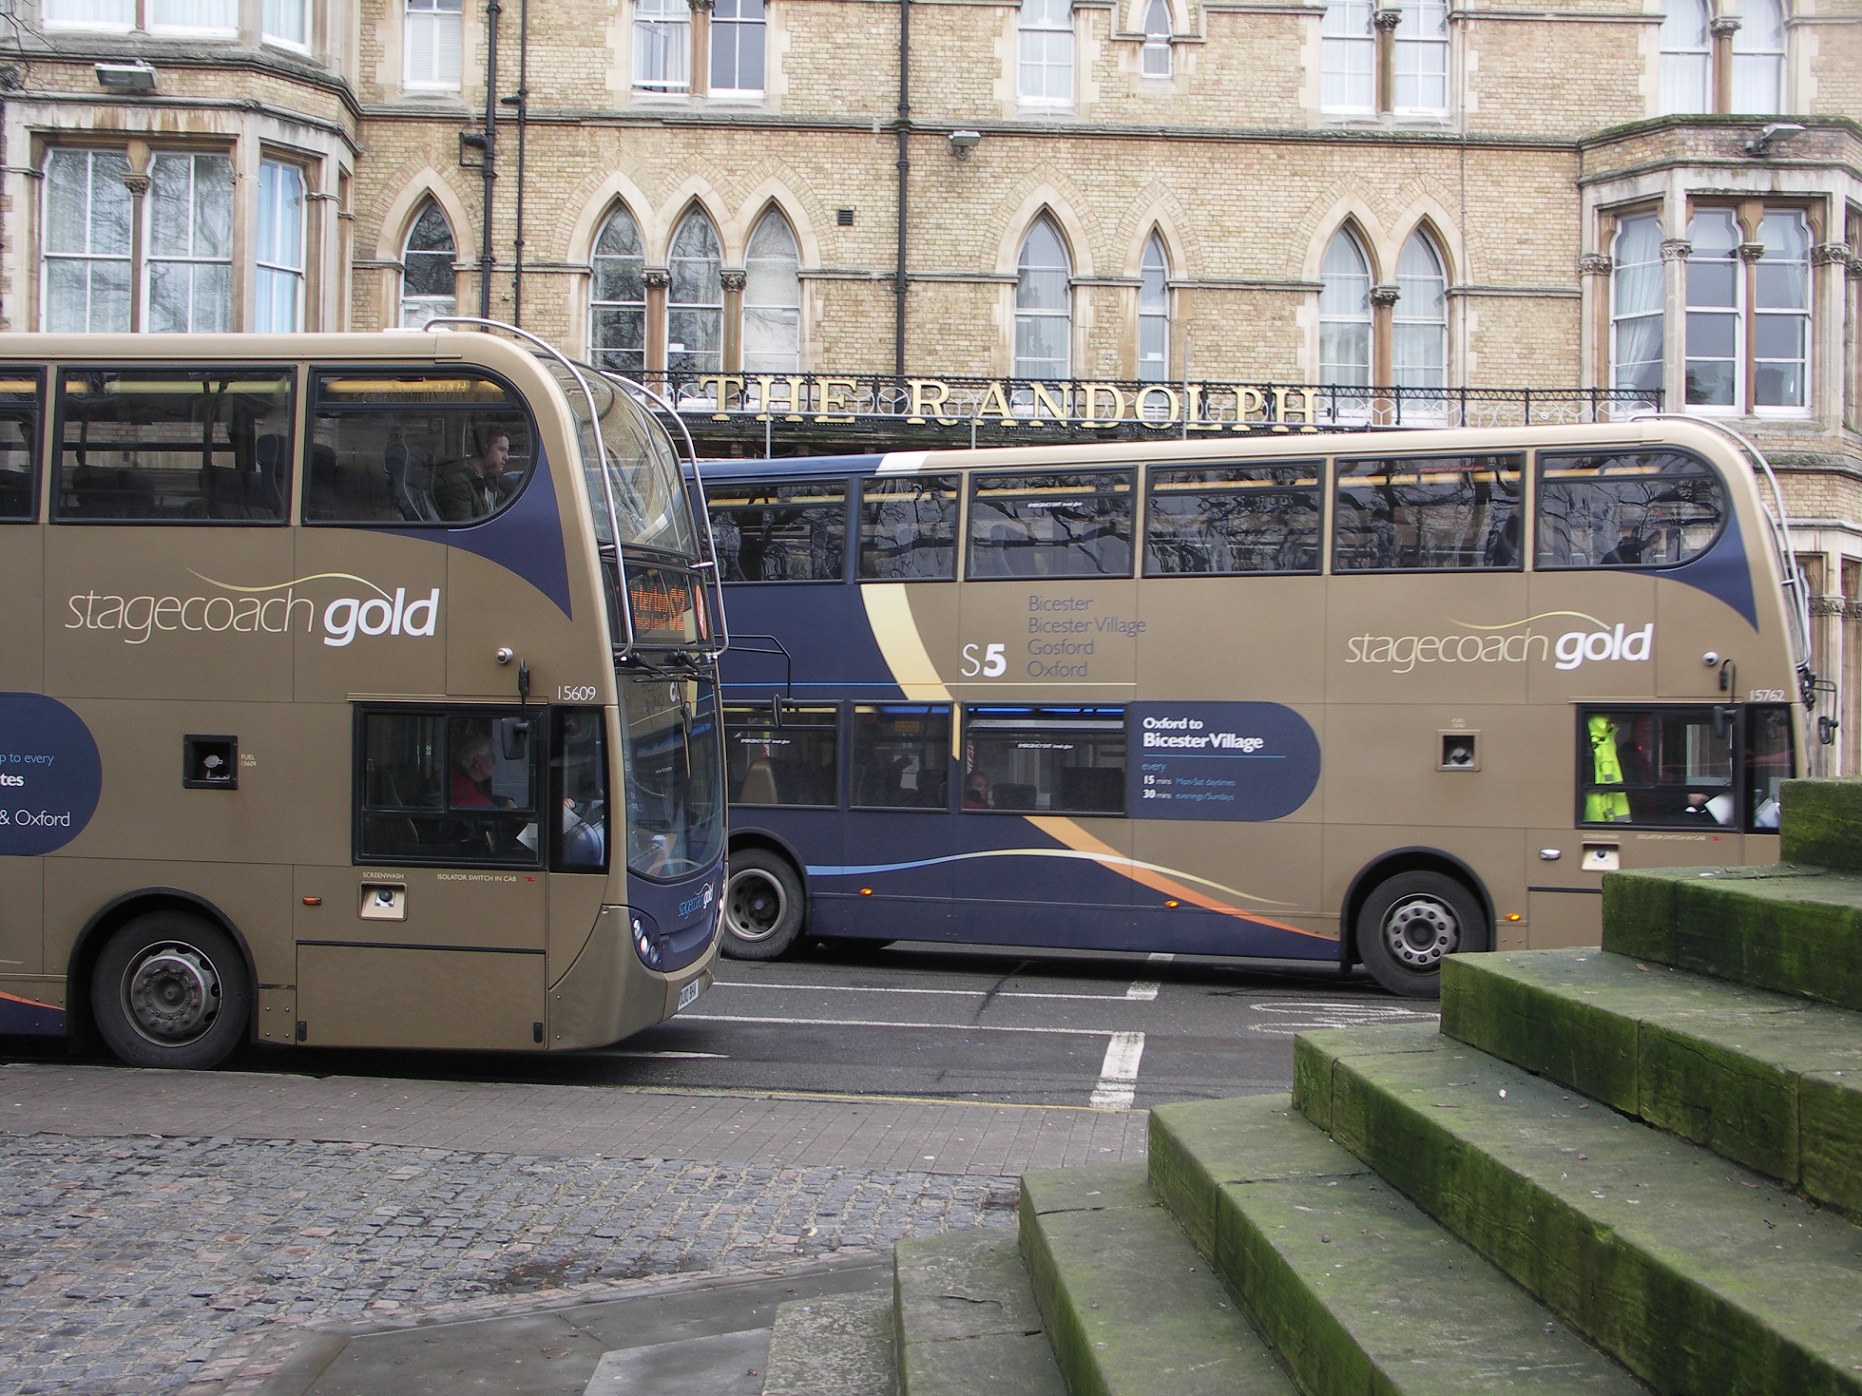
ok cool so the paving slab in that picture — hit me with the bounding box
[761,1290,895,1396]
[893,1230,1065,1396]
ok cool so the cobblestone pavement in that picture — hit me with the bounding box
[0,1131,1019,1395]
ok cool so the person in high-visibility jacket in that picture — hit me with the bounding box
[1585,714,1632,822]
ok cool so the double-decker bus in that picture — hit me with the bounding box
[701,420,1812,996]
[0,325,726,1067]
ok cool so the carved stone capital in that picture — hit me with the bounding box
[642,267,671,289]
[1372,8,1403,28]
[1578,253,1614,277]
[1710,15,1741,36]
[1736,242,1767,264]
[687,0,716,12]
[720,269,747,294]
[1809,242,1851,267]
[121,172,151,197]
[1369,283,1401,307]
[1660,238,1692,262]
[1809,595,1846,618]
[1847,598,1862,620]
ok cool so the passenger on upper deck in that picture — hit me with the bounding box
[434,427,513,521]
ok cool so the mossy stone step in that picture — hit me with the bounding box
[1018,1160,1296,1396]
[1780,777,1862,873]
[763,1290,896,1396]
[1603,865,1862,1011]
[892,1228,1066,1396]
[1441,947,1862,1216]
[1294,1023,1862,1396]
[1147,1095,1653,1395]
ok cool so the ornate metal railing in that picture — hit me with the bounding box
[622,369,1660,448]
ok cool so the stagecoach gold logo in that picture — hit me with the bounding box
[1346,612,1654,675]
[63,572,442,649]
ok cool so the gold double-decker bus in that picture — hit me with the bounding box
[0,325,726,1067]
[702,419,1812,995]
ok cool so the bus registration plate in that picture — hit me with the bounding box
[678,979,704,1013]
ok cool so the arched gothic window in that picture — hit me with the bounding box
[1731,0,1785,113]
[1138,233,1170,383]
[1015,217,1072,380]
[1320,229,1372,390]
[743,209,801,374]
[591,205,646,376]
[668,208,724,378]
[1660,0,1711,114]
[400,201,456,330]
[1141,0,1173,78]
[1393,230,1447,408]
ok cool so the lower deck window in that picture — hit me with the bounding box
[358,708,540,866]
[852,705,951,809]
[1578,706,1767,830]
[964,706,1126,814]
[724,703,839,807]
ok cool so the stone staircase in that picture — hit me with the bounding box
[761,778,1862,1395]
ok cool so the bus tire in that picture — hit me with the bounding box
[90,912,250,1069]
[722,850,804,960]
[1354,872,1483,999]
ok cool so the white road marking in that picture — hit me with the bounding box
[1125,981,1161,1001]
[607,1050,730,1059]
[1148,953,1176,963]
[678,1013,1113,1036]
[1246,1000,1439,1037]
[1090,1031,1146,1110]
[718,981,1147,1003]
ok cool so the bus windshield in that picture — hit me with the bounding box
[546,358,697,558]
[620,672,725,879]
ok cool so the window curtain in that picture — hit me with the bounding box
[1611,214,1664,401]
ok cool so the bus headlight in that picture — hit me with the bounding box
[631,910,665,970]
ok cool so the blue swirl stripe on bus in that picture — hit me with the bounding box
[1665,505,1758,632]
[0,991,64,1036]
[0,694,103,856]
[368,444,575,621]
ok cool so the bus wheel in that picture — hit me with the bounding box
[91,913,250,1069]
[722,850,804,960]
[1355,872,1482,999]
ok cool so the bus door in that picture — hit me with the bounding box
[297,705,550,1050]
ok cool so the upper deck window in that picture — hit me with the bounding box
[859,475,960,581]
[550,363,698,558]
[1534,449,1724,569]
[968,469,1134,580]
[0,372,42,522]
[52,366,292,524]
[306,370,534,527]
[1145,462,1322,576]
[708,479,848,582]
[1332,454,1522,572]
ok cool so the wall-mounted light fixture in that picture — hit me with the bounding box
[1744,122,1805,157]
[949,130,982,160]
[94,61,156,93]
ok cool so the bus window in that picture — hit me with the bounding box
[552,708,609,871]
[356,708,541,866]
[0,373,40,521]
[852,705,952,809]
[858,475,960,581]
[964,706,1127,815]
[306,371,534,525]
[544,363,698,557]
[707,480,848,581]
[53,367,292,524]
[1535,450,1725,569]
[724,704,839,807]
[1144,462,1322,576]
[1332,454,1522,572]
[967,469,1135,580]
[1578,707,1732,828]
[620,675,725,878]
[1744,704,1794,831]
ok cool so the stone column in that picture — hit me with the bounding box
[644,267,671,385]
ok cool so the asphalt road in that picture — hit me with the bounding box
[5,940,1439,1111]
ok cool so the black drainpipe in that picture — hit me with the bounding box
[894,0,910,377]
[500,0,530,324]
[479,0,502,319]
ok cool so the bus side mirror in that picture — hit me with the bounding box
[501,721,531,760]
[1712,705,1737,741]
[1819,715,1839,746]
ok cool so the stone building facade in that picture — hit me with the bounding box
[0,0,1857,759]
